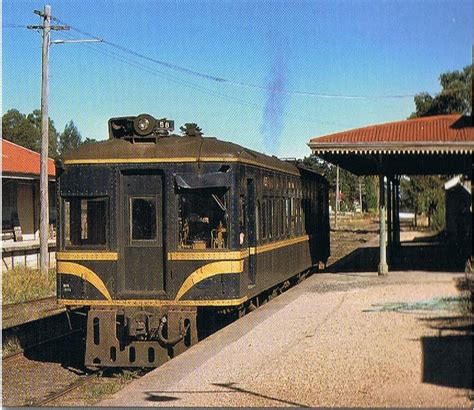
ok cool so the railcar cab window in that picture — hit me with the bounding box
[178,188,229,249]
[64,197,108,248]
[130,197,157,241]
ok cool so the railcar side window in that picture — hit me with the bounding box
[285,198,291,235]
[64,197,107,248]
[280,198,285,237]
[178,188,229,249]
[261,198,267,240]
[239,195,246,246]
[131,197,157,241]
[256,200,260,241]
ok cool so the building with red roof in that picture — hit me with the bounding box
[308,114,473,274]
[308,115,472,175]
[2,139,56,178]
[2,139,56,244]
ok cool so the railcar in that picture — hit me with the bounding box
[56,114,330,367]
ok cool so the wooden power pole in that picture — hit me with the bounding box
[27,6,56,274]
[335,165,340,229]
[27,6,100,274]
[39,6,51,275]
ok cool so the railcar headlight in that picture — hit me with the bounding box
[133,114,156,136]
[138,117,149,131]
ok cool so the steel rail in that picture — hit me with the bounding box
[33,371,102,407]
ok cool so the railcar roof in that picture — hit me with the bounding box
[61,135,300,175]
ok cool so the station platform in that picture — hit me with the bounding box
[2,296,63,329]
[99,267,471,407]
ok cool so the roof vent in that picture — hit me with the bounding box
[108,114,174,142]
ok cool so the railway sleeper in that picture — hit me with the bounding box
[85,307,197,368]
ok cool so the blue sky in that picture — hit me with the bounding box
[2,0,472,159]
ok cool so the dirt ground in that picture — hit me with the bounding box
[99,270,472,407]
[98,218,472,407]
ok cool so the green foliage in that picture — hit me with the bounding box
[2,108,59,159]
[400,176,446,231]
[405,65,471,231]
[180,122,203,136]
[2,109,38,150]
[82,137,98,145]
[59,120,82,155]
[410,64,472,117]
[363,176,378,212]
[86,370,139,403]
[26,109,60,159]
[302,156,377,212]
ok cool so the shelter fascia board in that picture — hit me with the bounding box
[2,174,56,182]
[307,141,474,155]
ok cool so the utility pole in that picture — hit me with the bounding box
[335,165,340,229]
[39,5,51,275]
[28,6,101,275]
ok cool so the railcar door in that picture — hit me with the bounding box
[120,173,165,296]
[247,179,257,286]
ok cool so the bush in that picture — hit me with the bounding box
[455,262,473,313]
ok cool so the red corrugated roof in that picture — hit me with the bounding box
[2,139,56,177]
[310,115,473,144]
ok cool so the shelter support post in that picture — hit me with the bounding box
[393,177,401,247]
[378,173,388,275]
[387,178,392,248]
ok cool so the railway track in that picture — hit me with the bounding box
[3,221,378,406]
[2,274,306,407]
[3,295,56,309]
[2,296,61,329]
[32,367,151,407]
[3,275,337,406]
[2,320,91,407]
[33,370,101,407]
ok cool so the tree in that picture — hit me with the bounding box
[2,109,39,150]
[180,123,203,137]
[59,120,82,155]
[82,137,97,145]
[2,108,59,158]
[410,64,472,118]
[27,109,59,159]
[400,176,446,231]
[302,156,377,212]
[404,64,472,231]
[362,176,378,212]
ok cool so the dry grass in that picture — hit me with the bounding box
[85,371,140,404]
[2,335,21,356]
[2,266,56,305]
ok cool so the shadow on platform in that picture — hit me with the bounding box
[143,382,309,407]
[419,315,473,390]
[327,233,469,273]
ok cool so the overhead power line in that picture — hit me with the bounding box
[3,23,30,28]
[58,29,352,128]
[51,16,430,101]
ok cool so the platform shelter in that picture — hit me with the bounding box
[308,114,473,274]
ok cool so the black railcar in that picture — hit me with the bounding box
[56,114,330,367]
